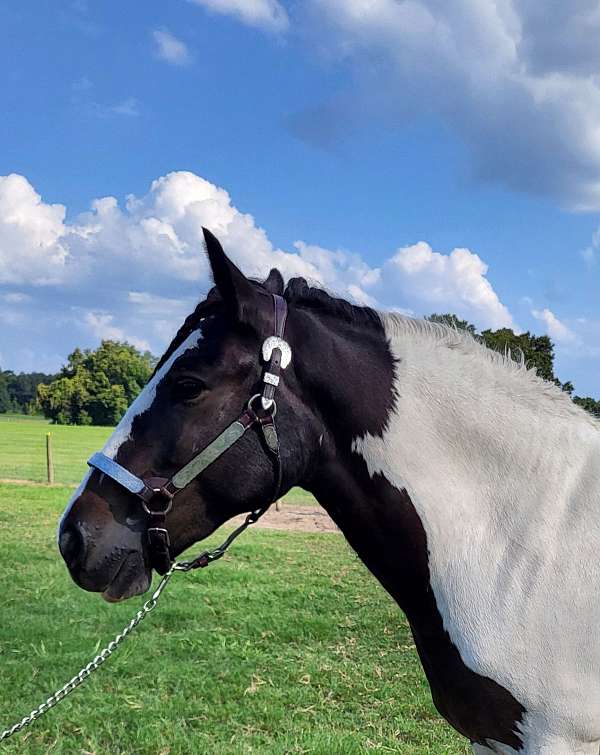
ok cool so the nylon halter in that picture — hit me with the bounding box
[87,294,291,575]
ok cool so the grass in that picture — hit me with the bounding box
[0,482,470,754]
[0,415,314,506]
[0,415,112,484]
[0,413,50,421]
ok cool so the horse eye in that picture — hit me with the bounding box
[173,378,206,401]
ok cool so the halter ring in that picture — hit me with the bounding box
[247,393,277,418]
[141,488,175,516]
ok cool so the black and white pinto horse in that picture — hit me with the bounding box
[59,229,600,754]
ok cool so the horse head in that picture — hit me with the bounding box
[58,229,323,601]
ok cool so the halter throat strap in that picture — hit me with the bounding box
[87,293,290,574]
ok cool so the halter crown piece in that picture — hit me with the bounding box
[87,294,291,575]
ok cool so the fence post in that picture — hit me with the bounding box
[46,432,54,484]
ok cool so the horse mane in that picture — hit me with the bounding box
[283,276,381,328]
[153,271,600,430]
[154,275,380,375]
[384,311,536,377]
[383,312,600,429]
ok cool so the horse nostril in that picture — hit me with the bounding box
[59,523,85,570]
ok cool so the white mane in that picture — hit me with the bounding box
[381,312,600,430]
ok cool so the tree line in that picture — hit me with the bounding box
[1,314,599,425]
[427,313,599,417]
[0,369,55,414]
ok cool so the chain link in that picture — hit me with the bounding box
[0,504,270,742]
[0,507,269,744]
[0,565,177,743]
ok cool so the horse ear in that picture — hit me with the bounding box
[202,227,257,319]
[263,268,284,295]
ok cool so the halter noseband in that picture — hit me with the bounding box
[86,294,290,575]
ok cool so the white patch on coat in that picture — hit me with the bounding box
[353,314,600,751]
[472,744,505,755]
[475,737,599,755]
[58,328,202,531]
[102,328,202,459]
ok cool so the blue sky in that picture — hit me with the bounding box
[2,0,600,397]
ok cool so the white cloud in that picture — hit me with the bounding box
[282,0,600,210]
[581,227,600,266]
[292,240,381,297]
[127,291,195,342]
[0,170,515,370]
[84,312,151,352]
[70,170,327,288]
[0,174,68,285]
[127,291,189,313]
[378,242,516,330]
[152,29,191,66]
[189,0,288,32]
[108,97,140,117]
[85,97,140,119]
[527,308,600,384]
[1,292,30,303]
[69,77,139,119]
[531,307,579,345]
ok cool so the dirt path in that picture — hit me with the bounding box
[1,478,338,535]
[230,505,339,534]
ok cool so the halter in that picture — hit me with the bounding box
[86,294,290,575]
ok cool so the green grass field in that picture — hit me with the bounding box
[0,415,111,484]
[0,415,315,506]
[0,482,469,754]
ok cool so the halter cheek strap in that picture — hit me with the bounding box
[87,294,290,575]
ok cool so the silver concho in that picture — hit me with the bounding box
[261,336,292,369]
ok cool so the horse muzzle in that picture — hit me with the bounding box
[58,505,151,602]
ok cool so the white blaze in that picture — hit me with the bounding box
[58,328,203,533]
[102,328,202,459]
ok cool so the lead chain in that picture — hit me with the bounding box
[0,565,177,743]
[1,506,269,744]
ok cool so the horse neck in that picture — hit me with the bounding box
[300,311,600,612]
[367,316,600,516]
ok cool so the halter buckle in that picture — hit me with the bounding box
[147,526,171,548]
[262,336,292,369]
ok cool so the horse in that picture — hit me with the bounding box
[58,228,600,755]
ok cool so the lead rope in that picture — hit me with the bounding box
[0,507,267,744]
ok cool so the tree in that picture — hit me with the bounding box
[37,341,155,425]
[0,371,12,412]
[0,368,55,414]
[37,374,91,425]
[479,328,556,381]
[572,396,600,419]
[427,314,576,395]
[427,313,478,337]
[431,316,600,419]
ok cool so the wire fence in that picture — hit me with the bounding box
[0,415,318,507]
[0,415,112,485]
